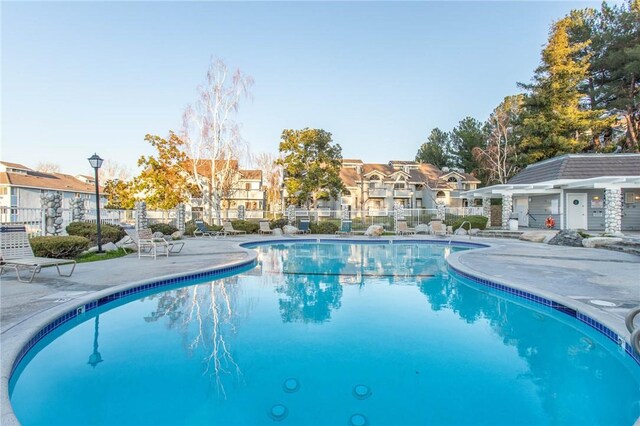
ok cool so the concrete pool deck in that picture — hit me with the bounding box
[1,234,639,425]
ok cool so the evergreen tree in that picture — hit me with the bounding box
[450,117,485,177]
[415,128,453,169]
[518,17,609,164]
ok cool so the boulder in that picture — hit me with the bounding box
[469,228,480,236]
[547,230,584,247]
[582,237,623,248]
[520,231,555,243]
[171,231,183,240]
[283,225,298,234]
[273,228,283,236]
[454,228,467,235]
[115,236,132,247]
[153,231,165,239]
[364,225,384,237]
[414,224,429,234]
[102,242,119,252]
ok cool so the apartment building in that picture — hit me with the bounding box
[333,159,480,211]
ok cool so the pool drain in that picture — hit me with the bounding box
[589,299,617,307]
[269,404,288,421]
[352,384,372,400]
[283,378,300,393]
[349,413,369,426]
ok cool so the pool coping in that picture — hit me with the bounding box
[2,236,638,425]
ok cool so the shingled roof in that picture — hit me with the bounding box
[508,154,640,184]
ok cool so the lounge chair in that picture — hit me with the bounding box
[396,220,416,236]
[137,228,184,259]
[258,221,273,234]
[297,219,310,234]
[429,220,447,237]
[222,221,247,236]
[194,220,216,238]
[335,220,353,236]
[0,224,77,282]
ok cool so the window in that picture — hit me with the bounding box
[10,188,18,207]
[447,176,458,183]
[245,183,251,191]
[436,191,446,199]
[394,183,405,190]
[0,187,8,195]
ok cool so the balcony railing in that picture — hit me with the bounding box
[393,189,412,198]
[368,188,388,198]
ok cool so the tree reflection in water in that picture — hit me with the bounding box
[143,276,247,397]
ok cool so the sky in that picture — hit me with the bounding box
[1,1,607,177]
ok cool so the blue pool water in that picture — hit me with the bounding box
[9,242,640,425]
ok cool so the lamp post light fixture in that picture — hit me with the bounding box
[87,153,104,253]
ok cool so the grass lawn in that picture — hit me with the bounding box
[76,248,134,263]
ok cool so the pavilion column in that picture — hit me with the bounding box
[604,188,622,234]
[482,196,492,225]
[501,193,513,230]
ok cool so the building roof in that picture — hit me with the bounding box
[240,169,262,180]
[0,169,101,194]
[342,159,364,164]
[0,161,31,171]
[508,154,640,184]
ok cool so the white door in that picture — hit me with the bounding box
[514,198,529,227]
[566,193,588,229]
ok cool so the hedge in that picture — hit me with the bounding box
[451,215,488,231]
[66,222,126,245]
[231,220,259,234]
[30,236,90,259]
[269,219,289,230]
[310,221,339,234]
[149,223,178,236]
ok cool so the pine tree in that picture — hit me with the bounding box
[415,128,454,169]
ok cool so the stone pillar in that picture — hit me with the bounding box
[286,205,296,225]
[501,193,513,230]
[436,203,446,221]
[237,205,245,221]
[341,205,350,221]
[482,196,492,225]
[135,201,148,231]
[40,191,63,235]
[70,197,85,222]
[176,203,186,233]
[604,188,622,234]
[393,202,403,231]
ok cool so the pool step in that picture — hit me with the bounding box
[475,229,524,239]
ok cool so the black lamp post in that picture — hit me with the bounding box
[88,153,104,253]
[87,315,103,368]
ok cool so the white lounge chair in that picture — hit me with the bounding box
[0,224,77,282]
[258,221,273,234]
[222,221,246,236]
[428,220,447,237]
[137,228,184,259]
[396,220,416,236]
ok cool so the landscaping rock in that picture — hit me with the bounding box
[283,225,298,234]
[153,231,165,239]
[582,237,623,248]
[469,228,480,236]
[171,231,183,240]
[364,225,384,237]
[520,231,555,243]
[415,224,429,234]
[102,242,119,252]
[454,228,467,235]
[273,228,283,236]
[547,230,584,247]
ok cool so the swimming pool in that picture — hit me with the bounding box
[9,242,640,425]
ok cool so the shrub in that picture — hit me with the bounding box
[149,223,178,236]
[185,220,222,237]
[269,219,289,230]
[66,222,126,245]
[451,215,488,231]
[231,220,259,234]
[310,221,339,234]
[30,236,90,259]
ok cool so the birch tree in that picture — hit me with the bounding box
[181,58,254,224]
[473,95,523,184]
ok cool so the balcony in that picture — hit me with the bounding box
[368,188,388,198]
[393,189,412,198]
